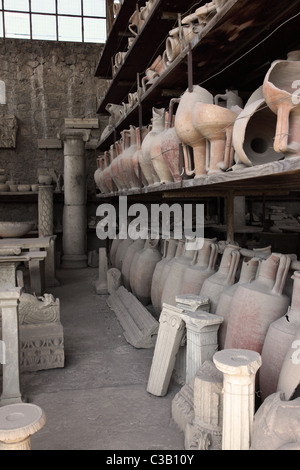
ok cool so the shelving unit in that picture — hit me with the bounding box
[94,0,300,244]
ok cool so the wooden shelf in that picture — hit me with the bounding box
[96,0,300,151]
[95,157,300,200]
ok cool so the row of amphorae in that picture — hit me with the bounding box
[109,234,300,404]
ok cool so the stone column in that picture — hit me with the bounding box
[38,185,59,287]
[147,304,185,397]
[0,288,23,407]
[213,349,262,450]
[60,129,90,269]
[183,311,223,384]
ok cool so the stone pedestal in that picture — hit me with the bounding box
[0,288,23,407]
[0,403,46,450]
[183,311,223,384]
[60,129,90,269]
[147,304,185,397]
[213,349,262,450]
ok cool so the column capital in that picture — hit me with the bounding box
[59,128,91,143]
[182,311,223,331]
[213,349,262,377]
[0,287,23,305]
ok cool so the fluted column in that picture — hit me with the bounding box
[147,304,185,397]
[213,349,262,450]
[60,129,90,269]
[183,311,223,384]
[0,288,23,407]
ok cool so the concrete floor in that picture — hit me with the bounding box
[20,268,184,451]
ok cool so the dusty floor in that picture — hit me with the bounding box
[20,268,184,451]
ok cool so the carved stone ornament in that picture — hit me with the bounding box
[0,115,18,148]
[18,293,60,325]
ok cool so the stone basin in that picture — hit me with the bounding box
[0,221,35,238]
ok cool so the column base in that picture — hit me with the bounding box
[61,255,88,269]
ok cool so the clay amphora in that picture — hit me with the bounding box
[277,325,300,401]
[128,6,144,37]
[199,244,240,313]
[110,234,121,267]
[119,126,138,190]
[192,103,238,174]
[161,239,197,307]
[260,270,300,401]
[214,89,244,110]
[114,237,134,272]
[161,98,182,183]
[140,108,165,186]
[232,98,285,166]
[105,103,124,125]
[151,238,178,315]
[216,257,260,350]
[175,86,214,178]
[150,112,174,184]
[132,127,149,188]
[110,140,127,192]
[121,238,146,291]
[130,239,162,306]
[263,57,300,156]
[102,151,115,194]
[94,156,109,194]
[156,239,185,312]
[225,253,291,354]
[166,23,198,63]
[181,238,218,295]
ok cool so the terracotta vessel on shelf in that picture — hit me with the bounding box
[165,22,199,64]
[263,56,300,156]
[130,239,162,306]
[132,126,149,188]
[119,126,138,190]
[151,238,178,315]
[192,103,238,174]
[225,253,292,354]
[199,244,240,314]
[150,111,175,184]
[110,140,127,192]
[260,270,300,401]
[232,98,285,166]
[94,156,109,194]
[181,238,218,295]
[175,85,214,178]
[216,257,260,350]
[214,89,244,110]
[161,98,183,183]
[156,239,185,312]
[128,6,145,37]
[161,238,197,307]
[139,108,165,186]
[121,238,146,291]
[102,151,115,194]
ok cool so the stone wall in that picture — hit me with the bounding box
[0,39,109,190]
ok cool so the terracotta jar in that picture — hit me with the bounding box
[121,238,146,291]
[156,239,185,312]
[161,238,197,307]
[225,254,291,354]
[175,86,214,178]
[132,126,150,188]
[216,257,260,350]
[263,57,300,156]
[119,126,138,190]
[260,270,300,401]
[166,23,198,63]
[192,103,238,174]
[151,238,178,314]
[150,112,174,184]
[94,155,109,194]
[130,239,162,306]
[110,140,127,192]
[140,108,165,186]
[199,244,240,313]
[277,325,300,401]
[161,99,182,183]
[110,234,121,267]
[114,237,134,273]
[181,238,218,295]
[102,151,115,194]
